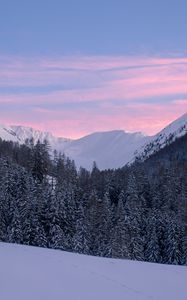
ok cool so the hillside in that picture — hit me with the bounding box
[0,124,149,170]
[135,113,187,162]
[0,128,186,266]
[0,243,186,300]
[65,130,148,170]
[0,124,70,150]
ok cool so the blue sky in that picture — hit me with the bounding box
[1,0,187,56]
[0,0,187,137]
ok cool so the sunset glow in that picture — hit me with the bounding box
[0,55,186,138]
[0,1,187,138]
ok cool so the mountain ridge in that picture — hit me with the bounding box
[134,113,187,162]
[0,113,187,170]
[0,124,150,169]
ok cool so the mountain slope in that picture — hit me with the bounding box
[0,124,19,143]
[134,113,187,162]
[0,124,71,147]
[0,243,186,300]
[64,130,149,170]
[0,113,187,170]
[9,125,71,150]
[0,124,149,170]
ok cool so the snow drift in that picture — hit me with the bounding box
[0,243,186,300]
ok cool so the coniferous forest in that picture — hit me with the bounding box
[0,135,186,265]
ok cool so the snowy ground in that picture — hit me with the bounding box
[0,243,186,300]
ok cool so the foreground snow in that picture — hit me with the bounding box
[0,243,186,300]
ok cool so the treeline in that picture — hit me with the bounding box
[0,136,186,265]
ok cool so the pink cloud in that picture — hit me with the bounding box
[1,99,186,139]
[0,55,187,137]
[1,55,187,104]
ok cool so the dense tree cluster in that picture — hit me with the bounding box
[0,135,186,265]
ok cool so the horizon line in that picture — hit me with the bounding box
[1,112,186,140]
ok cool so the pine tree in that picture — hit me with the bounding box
[7,208,23,244]
[73,203,90,254]
[31,140,50,183]
[110,191,130,258]
[94,192,112,256]
[163,216,184,265]
[144,213,160,263]
[49,223,64,249]
[30,215,47,248]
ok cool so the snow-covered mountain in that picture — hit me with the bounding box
[0,243,186,300]
[0,113,187,170]
[0,124,20,143]
[0,124,71,150]
[0,124,149,170]
[63,130,149,170]
[134,113,187,162]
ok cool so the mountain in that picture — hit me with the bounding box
[0,243,186,300]
[0,124,71,150]
[0,124,149,170]
[0,124,19,143]
[63,130,149,170]
[0,113,186,170]
[134,113,187,162]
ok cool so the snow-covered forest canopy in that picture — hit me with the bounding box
[0,134,186,265]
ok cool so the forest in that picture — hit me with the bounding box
[0,135,186,265]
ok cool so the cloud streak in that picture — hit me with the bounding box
[0,55,187,137]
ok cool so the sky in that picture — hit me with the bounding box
[0,0,187,138]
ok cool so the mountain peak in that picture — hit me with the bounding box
[0,113,186,170]
[134,113,187,161]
